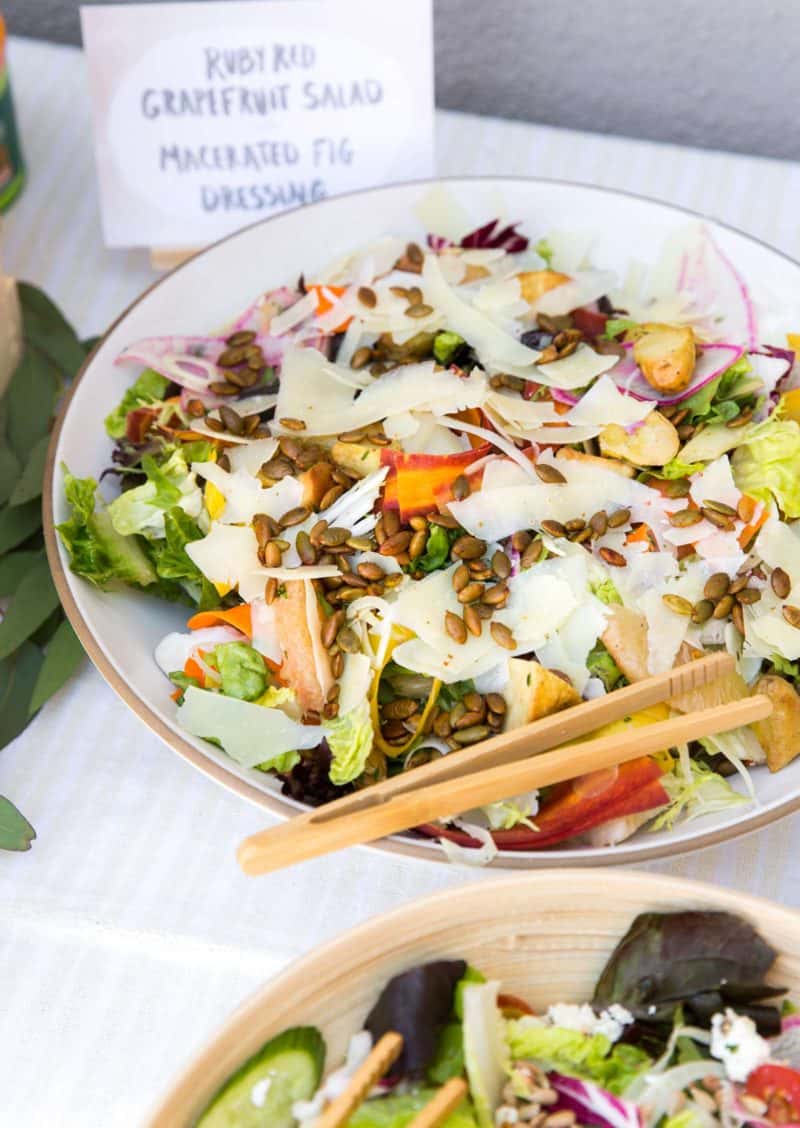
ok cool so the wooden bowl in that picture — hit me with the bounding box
[148,869,800,1125]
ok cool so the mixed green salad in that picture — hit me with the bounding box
[195,909,800,1127]
[59,187,800,856]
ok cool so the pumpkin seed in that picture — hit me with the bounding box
[336,626,361,653]
[702,508,735,531]
[732,601,745,635]
[702,498,738,518]
[279,506,311,528]
[225,329,256,347]
[457,582,484,604]
[209,381,239,396]
[782,605,800,629]
[218,345,248,366]
[261,457,293,480]
[452,474,471,500]
[451,535,486,560]
[357,561,384,581]
[490,621,516,650]
[482,582,509,607]
[350,347,373,371]
[669,508,703,528]
[662,593,693,616]
[405,242,424,266]
[382,509,401,537]
[452,725,490,745]
[429,512,459,529]
[607,507,632,529]
[712,594,734,620]
[703,572,730,601]
[452,564,470,592]
[445,611,467,644]
[691,599,714,624]
[380,530,413,557]
[736,587,762,605]
[330,650,344,678]
[357,286,377,308]
[384,697,418,720]
[534,463,566,484]
[264,577,278,604]
[264,541,283,567]
[772,567,792,599]
[486,693,506,715]
[204,416,224,432]
[409,529,427,559]
[541,519,566,538]
[405,302,433,319]
[279,417,306,431]
[599,546,626,567]
[319,526,351,547]
[319,485,346,510]
[491,550,512,579]
[565,518,585,533]
[589,510,608,536]
[521,538,543,569]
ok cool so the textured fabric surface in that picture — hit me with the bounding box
[5,0,800,159]
[2,36,800,1128]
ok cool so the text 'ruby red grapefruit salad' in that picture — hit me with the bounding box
[59,187,800,859]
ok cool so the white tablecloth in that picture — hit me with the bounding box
[3,36,800,1128]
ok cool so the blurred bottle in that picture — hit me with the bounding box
[0,12,24,211]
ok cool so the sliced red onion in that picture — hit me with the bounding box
[548,1073,643,1128]
[610,342,745,405]
[677,226,758,348]
[550,387,579,407]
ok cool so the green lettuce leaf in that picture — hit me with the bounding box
[107,447,202,537]
[602,318,638,339]
[732,415,800,517]
[146,508,220,610]
[104,368,171,438]
[57,470,157,588]
[412,524,461,574]
[349,1092,477,1128]
[586,642,625,691]
[214,642,268,701]
[505,1022,650,1094]
[658,458,707,480]
[589,577,622,605]
[428,966,486,1085]
[324,698,374,785]
[434,330,466,366]
[534,238,554,266]
[651,759,747,831]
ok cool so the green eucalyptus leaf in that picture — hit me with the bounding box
[0,796,36,852]
[9,433,50,506]
[18,281,86,378]
[7,349,59,459]
[28,616,84,715]
[0,550,42,596]
[0,641,44,750]
[0,554,60,660]
[30,606,63,648]
[0,500,42,554]
[0,445,20,505]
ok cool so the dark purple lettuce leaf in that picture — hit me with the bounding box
[365,960,467,1079]
[426,218,528,253]
[592,911,783,1035]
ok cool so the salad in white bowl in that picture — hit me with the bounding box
[58,186,800,858]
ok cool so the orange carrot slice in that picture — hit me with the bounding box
[187,604,253,637]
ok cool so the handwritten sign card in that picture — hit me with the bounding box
[81,0,434,247]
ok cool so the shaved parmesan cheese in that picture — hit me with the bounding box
[250,598,282,665]
[255,565,341,581]
[192,461,303,525]
[338,653,372,715]
[566,374,654,428]
[755,515,800,588]
[535,596,608,693]
[436,416,539,482]
[422,254,541,370]
[527,344,619,390]
[542,229,597,273]
[401,413,469,455]
[276,347,487,435]
[690,456,741,511]
[186,523,259,594]
[533,271,617,316]
[639,564,706,673]
[747,609,800,661]
[414,184,473,243]
[383,411,420,440]
[494,570,579,648]
[177,687,320,769]
[487,391,562,427]
[227,437,278,476]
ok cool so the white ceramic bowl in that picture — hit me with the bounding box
[44,177,800,868]
[147,869,800,1126]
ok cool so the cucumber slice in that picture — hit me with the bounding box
[197,1026,325,1128]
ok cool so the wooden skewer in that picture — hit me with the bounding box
[290,652,735,823]
[237,691,771,875]
[408,1078,470,1127]
[314,1031,403,1128]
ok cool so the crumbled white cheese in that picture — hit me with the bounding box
[293,1031,373,1126]
[710,1008,770,1082]
[250,1076,272,1107]
[546,1002,633,1042]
